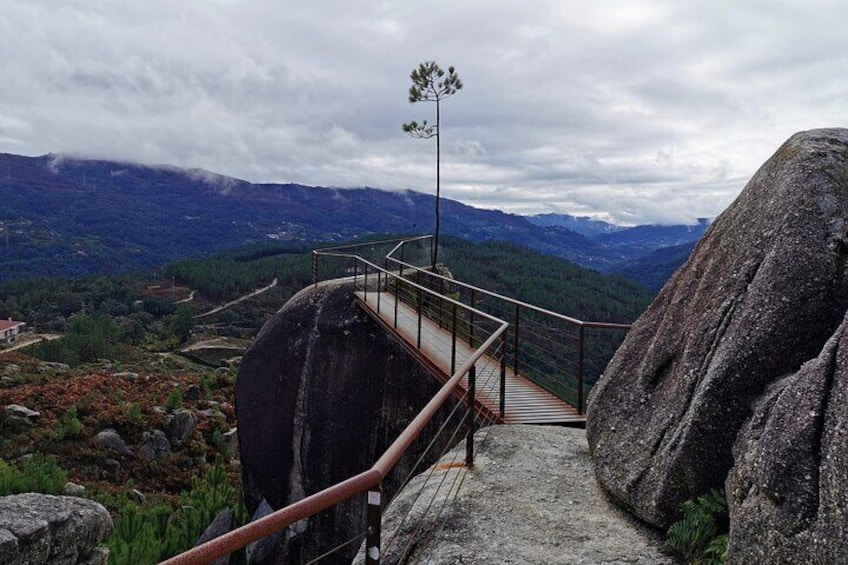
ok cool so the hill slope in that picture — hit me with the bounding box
[0,153,701,283]
[0,153,606,280]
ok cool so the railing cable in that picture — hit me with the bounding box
[304,531,368,564]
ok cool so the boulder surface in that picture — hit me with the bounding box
[0,493,112,564]
[236,279,463,564]
[587,128,848,527]
[726,310,848,563]
[365,425,672,564]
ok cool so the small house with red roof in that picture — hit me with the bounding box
[0,318,25,343]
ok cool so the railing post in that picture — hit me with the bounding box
[438,277,446,328]
[466,364,476,467]
[417,286,423,349]
[401,245,405,278]
[513,304,521,376]
[377,271,381,314]
[364,262,368,302]
[353,258,358,289]
[500,332,507,418]
[469,289,476,348]
[312,251,318,287]
[394,278,399,329]
[450,302,458,375]
[366,485,382,564]
[577,325,586,414]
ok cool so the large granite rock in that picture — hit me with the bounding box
[236,279,463,564]
[587,128,848,527]
[726,311,848,563]
[0,493,112,564]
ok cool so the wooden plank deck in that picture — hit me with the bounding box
[355,290,585,426]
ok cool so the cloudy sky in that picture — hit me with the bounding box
[2,1,846,224]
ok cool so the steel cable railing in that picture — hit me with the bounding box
[379,341,508,521]
[164,239,506,565]
[384,238,631,413]
[380,347,505,563]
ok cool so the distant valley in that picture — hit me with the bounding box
[0,153,709,289]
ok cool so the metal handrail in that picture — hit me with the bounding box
[311,235,433,286]
[385,240,630,331]
[163,251,508,565]
[383,237,631,412]
[315,234,432,255]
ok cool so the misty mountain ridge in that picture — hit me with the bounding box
[0,153,706,286]
[527,213,626,237]
[529,213,711,244]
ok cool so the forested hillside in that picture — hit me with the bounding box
[1,153,700,287]
[440,237,651,324]
[0,236,652,368]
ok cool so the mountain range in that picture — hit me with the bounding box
[0,153,709,289]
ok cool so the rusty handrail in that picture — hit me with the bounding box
[384,236,632,412]
[160,470,383,565]
[163,252,508,565]
[385,240,630,330]
[312,235,433,286]
[315,234,431,254]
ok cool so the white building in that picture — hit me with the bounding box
[0,318,26,343]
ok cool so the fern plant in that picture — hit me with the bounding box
[666,489,729,564]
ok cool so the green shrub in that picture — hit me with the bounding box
[199,373,218,395]
[107,504,172,565]
[165,389,183,410]
[666,489,729,564]
[106,459,244,564]
[54,406,84,440]
[0,454,69,496]
[126,402,143,424]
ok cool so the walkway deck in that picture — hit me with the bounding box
[355,290,584,425]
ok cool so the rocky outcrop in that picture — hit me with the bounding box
[139,429,171,460]
[236,279,463,564]
[168,408,197,447]
[0,493,112,564]
[4,405,40,430]
[95,429,132,457]
[726,311,848,562]
[194,508,234,565]
[366,425,672,564]
[587,128,848,527]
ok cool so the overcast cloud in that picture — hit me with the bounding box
[2,1,847,224]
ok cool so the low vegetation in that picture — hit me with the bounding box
[105,460,247,564]
[666,489,729,564]
[0,454,68,496]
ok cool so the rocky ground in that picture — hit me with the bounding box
[374,424,673,564]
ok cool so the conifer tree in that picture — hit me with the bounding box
[403,61,463,267]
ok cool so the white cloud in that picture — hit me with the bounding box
[1,0,847,224]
